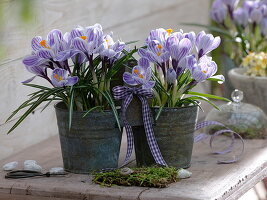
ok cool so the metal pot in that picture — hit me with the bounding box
[55,102,122,174]
[133,106,199,168]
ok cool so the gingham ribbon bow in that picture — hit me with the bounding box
[113,86,168,166]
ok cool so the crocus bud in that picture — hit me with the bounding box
[222,0,239,9]
[260,0,267,7]
[233,8,249,27]
[211,0,228,24]
[222,0,239,18]
[166,68,177,84]
[250,7,263,24]
[260,17,267,36]
[260,5,267,17]
[243,0,258,13]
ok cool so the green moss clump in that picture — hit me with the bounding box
[93,167,178,188]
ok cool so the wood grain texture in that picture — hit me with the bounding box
[0,136,266,200]
[0,0,211,159]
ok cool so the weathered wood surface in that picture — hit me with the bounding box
[0,0,211,160]
[0,135,266,200]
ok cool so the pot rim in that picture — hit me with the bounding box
[54,101,114,114]
[229,68,267,80]
[151,104,199,110]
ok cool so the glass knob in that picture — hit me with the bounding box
[231,89,243,103]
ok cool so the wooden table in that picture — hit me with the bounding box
[0,135,266,200]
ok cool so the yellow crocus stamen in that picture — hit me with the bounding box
[105,39,111,48]
[39,40,50,49]
[80,36,87,40]
[166,28,173,36]
[202,70,207,73]
[54,74,63,81]
[157,44,163,49]
[139,74,144,78]
[156,52,161,56]
[133,69,139,74]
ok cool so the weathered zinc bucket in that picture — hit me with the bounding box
[55,102,122,174]
[133,106,199,168]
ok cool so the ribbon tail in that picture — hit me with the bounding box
[194,120,244,164]
[139,96,167,166]
[121,94,134,166]
[194,133,210,143]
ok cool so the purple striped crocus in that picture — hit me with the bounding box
[166,68,177,84]
[222,0,239,10]
[100,33,125,60]
[51,68,78,87]
[250,7,263,24]
[123,57,155,89]
[233,8,249,28]
[138,28,173,66]
[22,65,49,84]
[189,55,224,83]
[139,40,170,66]
[32,29,70,60]
[166,36,192,75]
[23,29,72,73]
[195,31,221,59]
[211,0,228,24]
[72,24,105,59]
[146,28,170,44]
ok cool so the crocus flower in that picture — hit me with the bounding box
[166,36,192,74]
[139,28,174,66]
[243,0,259,14]
[166,68,177,84]
[178,55,197,73]
[22,65,48,84]
[24,29,72,74]
[189,55,224,83]
[233,8,249,27]
[146,28,170,44]
[183,31,196,46]
[167,37,192,61]
[222,0,239,9]
[211,0,228,24]
[100,33,125,60]
[260,0,267,6]
[139,40,170,65]
[32,29,70,60]
[260,17,267,36]
[195,31,221,58]
[250,7,263,24]
[222,0,239,17]
[123,58,155,89]
[22,54,50,67]
[55,49,86,64]
[72,24,104,58]
[51,68,78,87]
